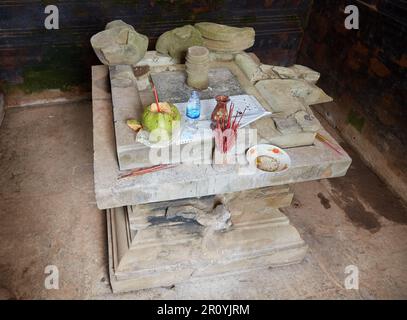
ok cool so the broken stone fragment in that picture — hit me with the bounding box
[155,25,204,60]
[255,77,325,135]
[234,53,321,84]
[258,64,279,79]
[90,20,148,65]
[272,65,320,83]
[290,81,332,106]
[291,65,321,83]
[202,37,255,53]
[105,19,135,31]
[274,117,303,135]
[294,110,321,132]
[195,22,254,42]
[271,66,297,79]
[235,53,262,80]
[209,51,235,62]
[136,51,177,67]
[195,22,255,53]
[273,110,321,136]
[255,80,304,114]
[235,53,278,83]
[233,49,320,86]
[255,79,332,116]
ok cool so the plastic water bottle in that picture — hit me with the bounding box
[186,90,201,120]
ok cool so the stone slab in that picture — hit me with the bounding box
[136,50,179,67]
[109,64,213,171]
[92,66,352,209]
[92,66,112,101]
[255,79,333,115]
[107,186,306,293]
[151,67,245,103]
[108,55,331,172]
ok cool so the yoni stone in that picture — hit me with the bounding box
[90,20,148,65]
[156,25,204,61]
[195,22,255,53]
[195,22,255,42]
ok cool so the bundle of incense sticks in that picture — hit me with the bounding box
[213,102,247,153]
[316,133,343,155]
[118,164,177,179]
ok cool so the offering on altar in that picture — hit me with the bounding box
[213,98,247,154]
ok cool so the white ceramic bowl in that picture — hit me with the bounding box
[246,144,291,174]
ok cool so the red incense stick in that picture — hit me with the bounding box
[118,164,177,179]
[231,111,239,131]
[236,107,247,129]
[316,133,343,155]
[152,85,160,112]
[227,103,234,129]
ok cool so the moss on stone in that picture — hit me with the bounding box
[348,109,365,132]
[15,46,88,93]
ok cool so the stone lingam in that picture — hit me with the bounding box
[90,20,148,66]
[185,46,210,90]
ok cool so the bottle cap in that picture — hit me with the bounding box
[191,90,200,98]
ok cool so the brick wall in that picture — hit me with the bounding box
[298,0,407,201]
[0,0,312,92]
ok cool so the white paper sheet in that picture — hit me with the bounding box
[175,95,272,144]
[136,95,272,147]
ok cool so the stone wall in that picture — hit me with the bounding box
[0,0,311,93]
[298,0,407,201]
[0,92,4,127]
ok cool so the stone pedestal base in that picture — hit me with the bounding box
[107,186,307,293]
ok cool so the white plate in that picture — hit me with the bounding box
[246,144,291,174]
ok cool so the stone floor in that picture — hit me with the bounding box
[0,101,406,300]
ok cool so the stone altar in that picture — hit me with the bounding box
[109,51,335,172]
[92,62,351,293]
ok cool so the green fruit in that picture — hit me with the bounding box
[142,103,181,142]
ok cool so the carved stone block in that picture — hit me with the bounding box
[107,186,307,293]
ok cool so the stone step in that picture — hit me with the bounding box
[107,187,306,293]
